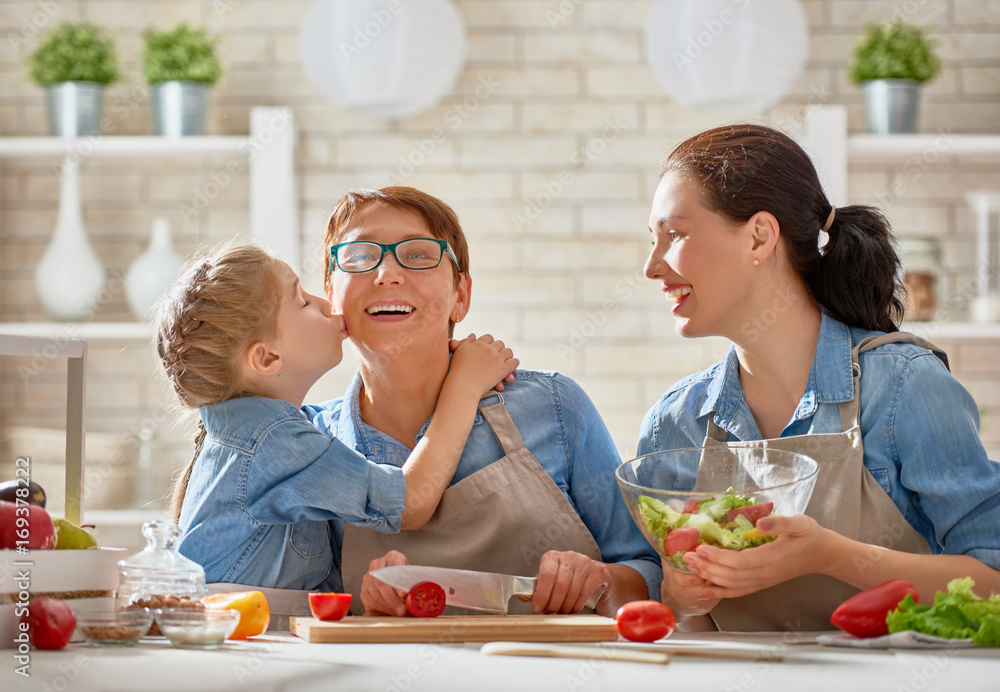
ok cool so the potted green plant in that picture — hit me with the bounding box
[26,21,120,137]
[849,22,943,134]
[141,24,223,137]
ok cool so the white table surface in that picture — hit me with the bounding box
[4,630,998,692]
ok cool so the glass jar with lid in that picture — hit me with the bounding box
[898,237,942,322]
[116,520,207,614]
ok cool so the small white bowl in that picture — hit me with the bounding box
[155,608,240,649]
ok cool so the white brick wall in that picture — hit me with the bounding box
[1,0,998,510]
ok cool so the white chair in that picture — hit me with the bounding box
[0,334,86,525]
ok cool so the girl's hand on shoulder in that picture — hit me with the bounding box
[682,514,826,599]
[448,333,519,394]
[660,556,720,619]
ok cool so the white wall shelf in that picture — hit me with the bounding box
[0,106,299,270]
[799,107,1000,340]
[0,107,298,341]
[848,133,1000,162]
[902,322,1000,340]
[0,321,151,340]
[0,136,249,159]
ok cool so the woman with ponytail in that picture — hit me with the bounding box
[640,124,1000,632]
[155,244,517,592]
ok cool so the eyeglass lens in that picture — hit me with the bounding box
[336,239,444,272]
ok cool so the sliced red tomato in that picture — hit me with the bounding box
[404,581,446,618]
[307,592,352,621]
[831,579,919,638]
[725,502,774,525]
[681,499,701,514]
[616,600,676,642]
[662,526,701,556]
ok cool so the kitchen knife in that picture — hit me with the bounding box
[370,565,606,614]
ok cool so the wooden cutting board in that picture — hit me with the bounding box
[289,614,619,643]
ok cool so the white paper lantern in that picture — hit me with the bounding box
[645,0,809,114]
[300,0,466,120]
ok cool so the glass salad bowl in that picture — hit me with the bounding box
[615,447,819,573]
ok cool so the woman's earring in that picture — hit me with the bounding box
[753,258,760,266]
[278,372,284,378]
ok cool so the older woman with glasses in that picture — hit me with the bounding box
[307,186,660,616]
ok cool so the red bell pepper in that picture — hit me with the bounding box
[831,579,919,638]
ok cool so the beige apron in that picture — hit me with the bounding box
[341,393,604,615]
[696,333,944,631]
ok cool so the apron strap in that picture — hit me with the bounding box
[478,391,527,456]
[706,416,728,443]
[841,331,951,430]
[855,333,950,371]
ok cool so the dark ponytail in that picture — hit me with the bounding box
[812,205,903,332]
[661,124,904,333]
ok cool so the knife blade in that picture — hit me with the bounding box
[371,565,606,614]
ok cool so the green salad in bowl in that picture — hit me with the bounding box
[616,447,819,572]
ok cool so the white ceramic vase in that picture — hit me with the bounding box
[34,159,106,322]
[125,217,185,320]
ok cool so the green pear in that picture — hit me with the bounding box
[53,517,98,549]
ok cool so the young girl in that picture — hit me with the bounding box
[155,245,518,591]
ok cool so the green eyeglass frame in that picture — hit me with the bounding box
[329,238,460,274]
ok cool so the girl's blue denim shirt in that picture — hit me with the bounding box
[638,313,1000,569]
[307,369,663,599]
[177,395,405,590]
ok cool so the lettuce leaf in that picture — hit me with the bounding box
[695,489,756,521]
[886,578,1000,646]
[637,495,685,538]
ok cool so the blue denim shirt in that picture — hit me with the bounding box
[638,313,1000,569]
[307,369,663,598]
[177,396,406,590]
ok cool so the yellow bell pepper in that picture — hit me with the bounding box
[202,591,270,640]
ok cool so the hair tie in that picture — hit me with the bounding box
[821,206,836,233]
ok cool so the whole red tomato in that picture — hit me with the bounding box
[404,581,446,618]
[0,499,55,550]
[831,579,919,638]
[22,597,76,650]
[308,592,352,621]
[616,600,676,643]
